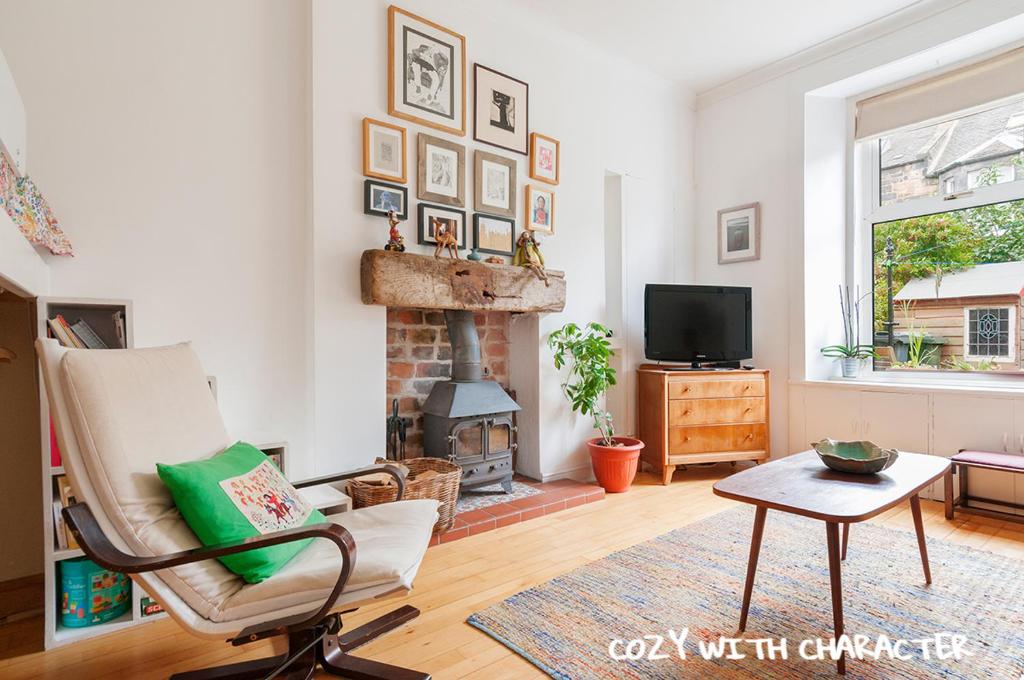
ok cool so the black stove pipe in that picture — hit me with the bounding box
[443,309,482,382]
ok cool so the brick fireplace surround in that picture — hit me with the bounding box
[386,307,510,458]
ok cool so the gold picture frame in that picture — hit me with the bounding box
[525,184,554,235]
[362,117,407,183]
[387,5,466,136]
[529,132,559,185]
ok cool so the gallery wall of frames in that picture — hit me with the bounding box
[362,5,562,261]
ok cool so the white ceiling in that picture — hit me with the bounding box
[507,0,932,93]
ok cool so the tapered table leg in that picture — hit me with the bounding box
[841,523,850,561]
[909,494,932,584]
[944,468,955,520]
[825,521,846,675]
[738,506,767,632]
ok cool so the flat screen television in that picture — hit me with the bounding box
[644,284,752,366]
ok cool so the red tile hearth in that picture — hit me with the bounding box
[429,477,605,546]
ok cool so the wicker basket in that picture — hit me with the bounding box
[348,457,461,533]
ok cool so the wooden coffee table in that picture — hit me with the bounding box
[713,450,951,675]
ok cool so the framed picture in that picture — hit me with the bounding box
[524,184,555,234]
[418,203,467,249]
[717,202,761,264]
[529,133,559,185]
[473,64,528,155]
[363,118,407,183]
[473,213,515,256]
[473,150,516,218]
[388,6,466,136]
[418,133,465,207]
[364,180,408,219]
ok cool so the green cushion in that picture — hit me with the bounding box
[157,441,326,583]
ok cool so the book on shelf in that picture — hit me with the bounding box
[50,417,62,467]
[47,317,79,348]
[139,595,164,618]
[55,475,80,550]
[112,310,126,348]
[69,319,109,349]
[52,500,68,551]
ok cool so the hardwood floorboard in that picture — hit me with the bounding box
[2,465,1021,679]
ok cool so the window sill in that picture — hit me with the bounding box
[793,371,1024,398]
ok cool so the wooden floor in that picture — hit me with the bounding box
[2,464,1023,679]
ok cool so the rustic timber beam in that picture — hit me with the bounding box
[360,249,565,313]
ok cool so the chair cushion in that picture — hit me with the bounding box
[60,344,242,618]
[952,450,1024,470]
[214,498,439,623]
[157,442,327,583]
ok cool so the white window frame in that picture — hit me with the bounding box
[854,106,1024,383]
[963,306,1016,362]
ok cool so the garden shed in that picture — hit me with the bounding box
[892,261,1024,368]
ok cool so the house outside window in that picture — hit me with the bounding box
[861,93,1024,374]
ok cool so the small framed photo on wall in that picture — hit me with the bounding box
[473,213,515,256]
[418,203,467,249]
[418,133,466,207]
[529,133,559,185]
[717,202,761,264]
[362,117,407,183]
[473,64,529,155]
[473,150,516,218]
[388,6,466,136]
[364,180,408,219]
[525,184,554,234]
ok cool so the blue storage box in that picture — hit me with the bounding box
[60,557,131,627]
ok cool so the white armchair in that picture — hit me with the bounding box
[37,338,439,680]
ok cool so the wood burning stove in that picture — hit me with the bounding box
[422,310,520,492]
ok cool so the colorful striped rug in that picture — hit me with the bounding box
[468,507,1024,679]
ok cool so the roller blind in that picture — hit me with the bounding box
[855,46,1024,140]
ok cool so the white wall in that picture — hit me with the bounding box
[0,1,316,476]
[693,0,1024,457]
[0,0,692,487]
[312,0,694,479]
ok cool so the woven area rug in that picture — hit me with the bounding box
[468,507,1024,679]
[456,480,541,513]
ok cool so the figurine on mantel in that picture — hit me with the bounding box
[513,230,549,286]
[383,210,405,252]
[432,219,460,259]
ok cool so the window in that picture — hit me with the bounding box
[964,307,1013,359]
[862,93,1024,375]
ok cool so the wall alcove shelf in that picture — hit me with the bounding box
[360,249,566,313]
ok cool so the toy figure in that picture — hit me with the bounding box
[384,210,405,252]
[513,230,549,285]
[433,218,460,259]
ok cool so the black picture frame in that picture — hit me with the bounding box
[418,203,467,250]
[364,179,408,219]
[472,213,515,256]
[473,64,529,155]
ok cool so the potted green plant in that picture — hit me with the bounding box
[821,285,876,378]
[548,322,643,492]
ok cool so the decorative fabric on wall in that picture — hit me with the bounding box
[0,151,73,256]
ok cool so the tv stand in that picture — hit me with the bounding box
[637,364,770,485]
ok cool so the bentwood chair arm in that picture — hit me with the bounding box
[62,502,357,642]
[292,463,407,501]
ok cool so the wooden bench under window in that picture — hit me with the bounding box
[944,450,1024,523]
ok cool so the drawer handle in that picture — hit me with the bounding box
[682,387,690,392]
[683,409,691,415]
[684,436,691,442]
[744,408,752,413]
[746,434,753,439]
[743,385,751,390]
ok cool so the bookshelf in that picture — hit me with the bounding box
[38,296,137,649]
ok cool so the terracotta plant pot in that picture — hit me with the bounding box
[586,436,644,493]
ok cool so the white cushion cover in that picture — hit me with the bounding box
[216,499,438,622]
[59,343,242,618]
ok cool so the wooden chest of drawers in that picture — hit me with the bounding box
[637,365,770,485]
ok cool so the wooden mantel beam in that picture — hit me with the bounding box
[360,250,565,313]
